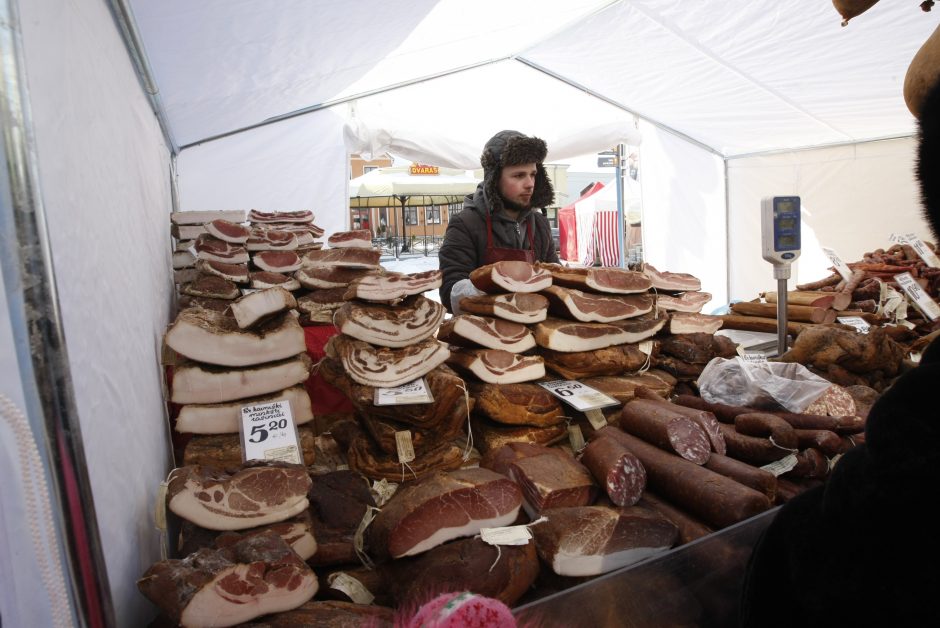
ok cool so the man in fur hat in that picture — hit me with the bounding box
[438,130,559,314]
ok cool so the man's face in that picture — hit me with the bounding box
[498,163,537,209]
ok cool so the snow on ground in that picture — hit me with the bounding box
[380,253,442,304]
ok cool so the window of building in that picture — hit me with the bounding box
[448,202,461,218]
[404,207,418,225]
[363,166,378,174]
[425,207,441,224]
[351,208,371,231]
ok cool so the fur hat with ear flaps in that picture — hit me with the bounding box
[480,130,554,215]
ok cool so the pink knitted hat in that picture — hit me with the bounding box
[405,591,516,628]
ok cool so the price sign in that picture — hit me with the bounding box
[239,400,302,464]
[836,316,870,334]
[894,272,940,321]
[735,347,768,363]
[538,380,619,412]
[892,233,940,268]
[821,247,853,281]
[374,378,434,406]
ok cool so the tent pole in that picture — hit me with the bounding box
[615,143,626,268]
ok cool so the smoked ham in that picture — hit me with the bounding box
[446,347,545,384]
[470,382,565,427]
[541,285,653,322]
[437,315,536,353]
[175,386,313,434]
[470,261,552,293]
[253,250,302,273]
[457,292,549,324]
[343,270,442,303]
[540,263,652,294]
[248,209,315,224]
[301,248,381,270]
[229,287,297,330]
[196,259,249,284]
[170,354,312,404]
[533,317,631,352]
[324,334,450,388]
[333,295,444,348]
[641,263,701,292]
[328,229,373,248]
[294,266,373,289]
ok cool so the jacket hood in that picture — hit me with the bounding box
[479,130,554,215]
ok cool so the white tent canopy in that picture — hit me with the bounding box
[1,1,937,626]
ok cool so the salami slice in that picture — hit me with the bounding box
[580,437,646,507]
[619,399,711,465]
[803,384,857,417]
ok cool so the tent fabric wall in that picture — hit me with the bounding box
[726,137,925,302]
[638,120,728,311]
[177,108,350,236]
[7,0,175,625]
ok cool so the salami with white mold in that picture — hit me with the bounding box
[580,436,647,506]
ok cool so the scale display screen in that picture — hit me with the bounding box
[761,196,801,265]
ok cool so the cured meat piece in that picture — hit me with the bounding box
[294,266,374,289]
[170,354,311,404]
[803,384,857,417]
[246,227,299,251]
[777,325,905,377]
[540,263,652,294]
[533,317,630,352]
[668,312,723,334]
[606,311,669,342]
[733,412,799,449]
[656,291,712,313]
[368,468,523,560]
[794,429,843,457]
[334,295,444,348]
[844,384,879,420]
[182,428,316,470]
[250,271,300,291]
[541,344,649,379]
[172,210,247,225]
[195,234,250,264]
[328,229,373,248]
[302,248,382,270]
[181,274,240,300]
[346,435,466,483]
[295,287,349,324]
[581,374,674,404]
[319,360,471,431]
[469,382,564,427]
[385,536,539,609]
[172,224,209,240]
[641,263,701,292]
[438,314,536,353]
[784,448,829,480]
[167,463,311,531]
[702,453,777,502]
[325,334,450,388]
[229,287,297,330]
[237,600,395,627]
[446,347,545,384]
[673,395,866,434]
[249,209,315,224]
[175,385,313,434]
[178,511,318,561]
[619,399,711,465]
[658,333,738,364]
[479,442,568,476]
[470,416,567,453]
[173,250,196,269]
[532,505,677,577]
[253,250,302,273]
[457,292,548,324]
[508,451,597,516]
[165,307,306,367]
[360,415,437,456]
[633,388,726,455]
[344,270,442,303]
[580,436,646,506]
[597,428,772,529]
[138,531,317,628]
[195,259,250,284]
[307,470,376,567]
[637,493,714,545]
[470,260,552,294]
[541,285,653,322]
[174,268,200,285]
[205,219,250,244]
[716,424,793,465]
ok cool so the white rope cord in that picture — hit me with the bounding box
[0,393,74,627]
[456,382,474,460]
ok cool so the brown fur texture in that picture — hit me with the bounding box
[479,130,554,215]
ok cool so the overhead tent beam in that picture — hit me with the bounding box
[0,0,115,625]
[725,133,918,160]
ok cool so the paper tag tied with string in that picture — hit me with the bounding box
[480,516,548,547]
[567,424,586,452]
[395,431,416,464]
[638,340,654,356]
[761,454,798,477]
[371,479,398,508]
[584,409,608,430]
[328,572,375,605]
[353,506,381,569]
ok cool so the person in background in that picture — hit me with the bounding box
[438,130,559,314]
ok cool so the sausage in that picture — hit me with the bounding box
[674,394,864,434]
[794,429,843,457]
[673,395,746,423]
[717,424,794,465]
[733,412,798,449]
[703,453,777,502]
[783,448,829,480]
[620,399,711,465]
[634,388,726,455]
[638,493,714,545]
[775,477,824,504]
[580,436,646,507]
[596,428,772,529]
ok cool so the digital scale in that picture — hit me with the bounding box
[761,196,801,355]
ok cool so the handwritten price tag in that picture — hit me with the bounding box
[239,400,302,464]
[895,272,940,321]
[821,247,853,281]
[538,380,619,412]
[374,378,434,406]
[836,316,870,334]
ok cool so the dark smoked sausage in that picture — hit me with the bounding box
[634,387,726,455]
[581,436,646,507]
[703,452,777,502]
[717,423,794,465]
[733,412,798,449]
[620,399,711,465]
[638,493,714,545]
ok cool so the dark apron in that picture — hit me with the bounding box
[484,212,536,264]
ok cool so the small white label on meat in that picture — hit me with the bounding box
[538,380,620,411]
[328,572,375,605]
[480,524,533,546]
[395,431,416,464]
[735,350,768,364]
[821,247,854,281]
[899,233,940,268]
[584,409,608,430]
[567,424,586,452]
[895,272,940,321]
[638,340,655,356]
[370,479,398,507]
[828,454,843,471]
[239,400,302,464]
[374,377,434,405]
[761,453,799,477]
[836,316,870,334]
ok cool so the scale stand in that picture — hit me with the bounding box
[761,196,801,357]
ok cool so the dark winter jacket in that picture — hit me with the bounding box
[438,131,559,311]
